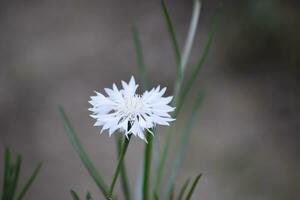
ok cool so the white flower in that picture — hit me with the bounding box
[89,76,175,142]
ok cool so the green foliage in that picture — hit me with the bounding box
[115,136,131,200]
[177,178,190,200]
[108,134,132,199]
[1,147,42,200]
[153,0,203,196]
[69,190,94,200]
[59,1,221,199]
[58,106,109,196]
[185,173,202,200]
[70,190,80,200]
[164,93,204,197]
[161,0,181,66]
[85,192,93,200]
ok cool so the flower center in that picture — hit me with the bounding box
[124,94,144,116]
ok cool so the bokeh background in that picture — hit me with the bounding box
[0,0,299,199]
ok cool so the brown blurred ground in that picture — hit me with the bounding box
[0,0,299,199]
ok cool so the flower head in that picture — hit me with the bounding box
[89,76,175,142]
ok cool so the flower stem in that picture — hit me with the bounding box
[107,134,132,199]
[114,135,131,200]
[142,131,153,200]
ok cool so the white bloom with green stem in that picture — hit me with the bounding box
[89,76,175,142]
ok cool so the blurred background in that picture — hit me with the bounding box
[0,0,299,199]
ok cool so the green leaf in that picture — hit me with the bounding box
[185,173,202,200]
[177,178,190,200]
[168,184,174,200]
[58,106,109,196]
[132,26,148,90]
[9,154,22,199]
[16,162,42,200]
[176,2,222,113]
[173,0,201,105]
[161,0,181,66]
[154,192,159,200]
[164,93,204,197]
[179,0,201,74]
[86,191,93,200]
[108,134,132,199]
[2,147,11,200]
[115,135,131,200]
[153,0,202,195]
[70,190,80,200]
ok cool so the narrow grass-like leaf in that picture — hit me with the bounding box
[115,135,131,200]
[132,26,148,90]
[108,134,132,199]
[177,178,190,200]
[164,92,204,197]
[154,192,159,200]
[177,3,222,113]
[2,147,11,200]
[173,0,201,104]
[70,190,80,200]
[86,191,93,200]
[168,184,174,200]
[58,106,109,196]
[153,1,201,195]
[7,165,15,199]
[185,173,202,200]
[161,0,181,66]
[179,0,201,74]
[16,162,42,200]
[9,155,22,199]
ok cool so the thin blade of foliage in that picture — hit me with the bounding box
[164,93,204,197]
[108,134,132,199]
[177,3,222,113]
[16,162,42,200]
[177,178,190,200]
[173,0,201,104]
[179,0,201,74]
[86,192,93,200]
[132,26,148,90]
[58,106,109,196]
[185,173,202,200]
[6,165,14,199]
[168,184,174,200]
[70,190,80,200]
[154,192,159,200]
[9,155,22,199]
[115,135,131,200]
[1,147,11,200]
[153,0,201,195]
[161,0,181,65]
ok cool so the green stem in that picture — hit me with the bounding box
[115,135,131,200]
[142,132,153,200]
[108,134,132,199]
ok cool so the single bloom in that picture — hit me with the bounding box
[89,76,175,142]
